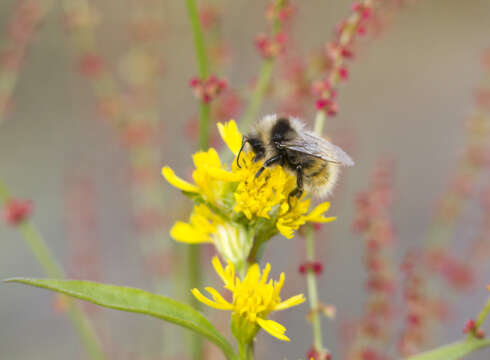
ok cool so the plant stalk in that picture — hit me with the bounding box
[469,296,490,340]
[239,0,285,132]
[0,180,106,360]
[185,0,212,358]
[305,224,324,351]
[238,341,254,360]
[240,59,274,131]
[302,110,330,353]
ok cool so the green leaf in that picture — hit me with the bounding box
[406,338,490,360]
[6,278,236,360]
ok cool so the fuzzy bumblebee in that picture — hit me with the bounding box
[238,114,354,198]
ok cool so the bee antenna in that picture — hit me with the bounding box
[236,136,248,169]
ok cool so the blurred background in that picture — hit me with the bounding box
[1,0,490,359]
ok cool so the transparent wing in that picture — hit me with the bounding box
[285,131,355,166]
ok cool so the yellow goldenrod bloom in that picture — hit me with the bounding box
[162,119,335,244]
[217,120,242,155]
[162,147,229,206]
[277,199,336,239]
[192,256,305,342]
[170,204,222,244]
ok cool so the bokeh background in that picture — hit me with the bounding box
[1,0,490,359]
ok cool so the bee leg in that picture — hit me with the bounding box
[288,165,304,199]
[236,137,248,168]
[254,154,282,178]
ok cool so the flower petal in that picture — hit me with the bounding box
[205,165,241,182]
[191,289,230,310]
[256,318,290,341]
[276,222,295,239]
[162,166,199,193]
[204,287,233,310]
[274,294,306,311]
[308,201,330,218]
[212,256,235,290]
[305,201,336,223]
[217,120,242,155]
[170,222,211,243]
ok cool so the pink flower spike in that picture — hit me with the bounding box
[339,66,349,81]
[361,8,372,20]
[3,198,33,226]
[341,47,354,58]
[312,261,323,275]
[298,263,307,274]
[202,93,211,103]
[463,319,476,334]
[189,77,200,87]
[316,98,329,110]
[351,2,362,12]
[326,101,338,116]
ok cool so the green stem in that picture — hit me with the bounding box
[185,0,211,358]
[469,296,490,340]
[0,180,106,360]
[475,297,490,328]
[313,111,326,137]
[240,59,274,131]
[305,224,323,351]
[199,102,211,150]
[302,111,330,352]
[238,341,254,360]
[240,0,285,131]
[186,0,209,79]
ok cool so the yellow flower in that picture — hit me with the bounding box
[232,151,294,220]
[192,256,305,342]
[163,119,335,242]
[170,204,222,244]
[162,148,230,205]
[217,120,242,155]
[277,200,336,239]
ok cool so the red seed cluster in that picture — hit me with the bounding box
[312,79,338,115]
[77,53,104,78]
[306,346,332,360]
[398,250,447,358]
[198,4,220,29]
[469,186,490,262]
[435,88,490,224]
[255,33,287,59]
[2,198,33,226]
[0,1,50,118]
[313,0,376,116]
[348,160,396,359]
[266,0,295,23]
[298,261,323,275]
[189,75,228,103]
[254,0,293,59]
[425,249,474,290]
[463,319,486,339]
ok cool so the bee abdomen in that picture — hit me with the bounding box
[304,161,340,198]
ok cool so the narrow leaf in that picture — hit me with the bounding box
[406,338,490,360]
[6,278,236,360]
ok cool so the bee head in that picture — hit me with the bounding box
[271,117,296,145]
[247,136,265,158]
[236,134,265,168]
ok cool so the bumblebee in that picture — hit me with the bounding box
[237,114,354,198]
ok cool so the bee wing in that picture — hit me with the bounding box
[285,131,355,166]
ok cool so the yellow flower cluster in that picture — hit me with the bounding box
[192,256,305,341]
[162,120,335,248]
